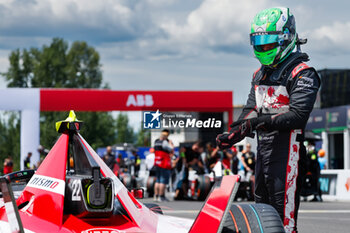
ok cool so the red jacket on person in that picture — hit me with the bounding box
[154,138,172,170]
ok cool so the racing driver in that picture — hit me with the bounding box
[216,7,320,233]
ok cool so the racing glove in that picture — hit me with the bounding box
[216,116,272,150]
[239,115,272,131]
[216,119,252,150]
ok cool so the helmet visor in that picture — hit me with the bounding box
[250,33,282,46]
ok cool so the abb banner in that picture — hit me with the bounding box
[40,89,233,112]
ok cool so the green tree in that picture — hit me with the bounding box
[0,112,21,172]
[115,113,134,144]
[3,49,34,87]
[1,38,118,162]
[66,41,102,88]
[31,38,68,88]
[135,128,151,147]
[77,111,117,149]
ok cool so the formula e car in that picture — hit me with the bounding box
[0,111,284,233]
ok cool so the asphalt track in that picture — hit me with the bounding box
[141,198,350,232]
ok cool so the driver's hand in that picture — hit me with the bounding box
[216,132,233,150]
[216,120,252,149]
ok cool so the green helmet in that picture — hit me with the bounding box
[250,7,297,66]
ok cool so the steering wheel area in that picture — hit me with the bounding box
[64,167,114,218]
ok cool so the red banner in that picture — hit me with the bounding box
[40,89,233,112]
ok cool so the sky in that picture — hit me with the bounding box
[0,0,349,129]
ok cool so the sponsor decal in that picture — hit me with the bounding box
[258,135,274,141]
[126,94,154,107]
[82,228,125,233]
[297,76,314,88]
[27,174,65,195]
[327,111,340,124]
[251,31,269,35]
[292,63,309,77]
[143,110,222,129]
[315,116,323,122]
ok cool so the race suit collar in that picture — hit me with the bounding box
[257,52,309,83]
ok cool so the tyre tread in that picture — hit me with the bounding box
[221,203,285,233]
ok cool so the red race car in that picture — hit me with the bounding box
[0,111,284,233]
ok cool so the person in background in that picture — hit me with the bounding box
[230,146,239,175]
[174,141,204,200]
[207,144,220,171]
[306,142,322,202]
[116,153,125,169]
[3,157,13,174]
[240,143,256,175]
[35,145,50,169]
[132,149,141,177]
[188,142,205,175]
[103,146,116,170]
[240,143,256,200]
[221,148,232,171]
[318,149,327,170]
[317,148,326,200]
[145,147,155,171]
[37,145,49,157]
[154,129,174,202]
[24,152,32,170]
[208,145,238,174]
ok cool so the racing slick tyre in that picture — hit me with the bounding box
[222,203,284,233]
[197,175,211,201]
[146,176,156,198]
[144,203,163,215]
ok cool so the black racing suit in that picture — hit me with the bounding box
[238,52,320,233]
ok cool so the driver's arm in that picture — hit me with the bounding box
[238,77,258,121]
[269,69,320,130]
